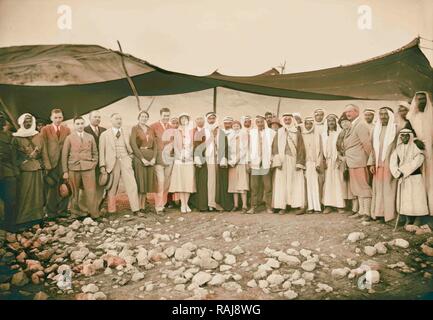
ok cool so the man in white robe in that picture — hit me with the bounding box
[272,113,306,215]
[321,114,345,213]
[247,115,275,214]
[390,128,429,225]
[407,91,433,216]
[367,107,398,222]
[363,109,376,136]
[302,117,323,213]
[204,112,224,211]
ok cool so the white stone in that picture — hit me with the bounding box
[265,258,280,269]
[291,241,300,247]
[224,254,236,265]
[364,246,377,257]
[347,232,365,243]
[374,242,388,254]
[231,245,244,255]
[283,289,298,300]
[247,279,257,288]
[222,281,242,292]
[331,268,350,279]
[174,248,193,261]
[192,271,212,286]
[266,274,284,286]
[391,238,410,249]
[82,284,99,293]
[209,274,226,286]
[212,251,224,261]
[301,261,316,272]
[132,272,145,282]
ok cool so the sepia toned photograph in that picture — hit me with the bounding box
[0,0,432,307]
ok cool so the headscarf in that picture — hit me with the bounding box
[372,107,397,165]
[13,113,38,137]
[395,101,410,132]
[407,91,433,152]
[321,114,340,161]
[301,116,315,134]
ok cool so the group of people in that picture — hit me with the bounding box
[0,90,432,233]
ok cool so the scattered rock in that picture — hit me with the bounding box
[389,238,409,249]
[82,283,99,293]
[224,254,236,265]
[174,248,193,261]
[247,279,257,288]
[93,292,107,300]
[231,245,244,255]
[132,272,145,282]
[364,246,377,257]
[192,271,212,286]
[374,242,388,255]
[267,274,284,286]
[283,289,298,300]
[33,291,49,300]
[209,274,225,286]
[331,267,350,279]
[347,232,365,243]
[11,271,29,287]
[301,261,316,272]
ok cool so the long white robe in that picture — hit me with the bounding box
[272,126,305,209]
[303,128,322,211]
[407,91,433,215]
[390,140,429,216]
[322,130,345,208]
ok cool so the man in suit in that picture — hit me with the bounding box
[62,116,99,218]
[81,110,106,211]
[343,104,373,218]
[150,107,172,214]
[41,108,71,219]
[99,113,139,214]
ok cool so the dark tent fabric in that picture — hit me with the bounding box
[0,38,432,125]
[206,38,432,101]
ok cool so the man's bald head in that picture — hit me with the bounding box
[344,104,360,121]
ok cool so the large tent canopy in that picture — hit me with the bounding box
[0,38,431,125]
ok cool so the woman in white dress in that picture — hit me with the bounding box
[169,113,196,213]
[227,120,249,212]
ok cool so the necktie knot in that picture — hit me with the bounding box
[116,130,121,139]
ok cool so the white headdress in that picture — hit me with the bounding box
[13,113,38,138]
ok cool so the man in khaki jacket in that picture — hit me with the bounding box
[343,104,373,218]
[99,113,140,214]
[41,108,71,218]
[62,116,99,218]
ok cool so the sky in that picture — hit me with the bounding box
[0,0,432,125]
[1,0,432,76]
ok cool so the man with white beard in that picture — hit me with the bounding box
[407,91,433,218]
[272,113,306,215]
[302,117,323,213]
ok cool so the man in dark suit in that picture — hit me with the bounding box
[41,108,71,219]
[82,110,106,211]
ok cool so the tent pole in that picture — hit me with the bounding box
[117,40,141,111]
[213,87,217,113]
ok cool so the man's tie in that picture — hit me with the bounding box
[116,130,121,139]
[95,126,99,136]
[56,126,60,138]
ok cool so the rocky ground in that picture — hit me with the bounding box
[1,197,433,300]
